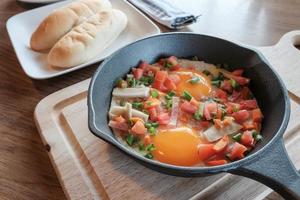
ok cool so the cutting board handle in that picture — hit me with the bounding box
[276,30,300,48]
[255,30,300,97]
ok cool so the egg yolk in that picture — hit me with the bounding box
[175,69,211,100]
[152,127,202,166]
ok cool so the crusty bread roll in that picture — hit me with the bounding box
[30,0,111,51]
[48,9,127,68]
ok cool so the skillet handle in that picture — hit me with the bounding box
[231,139,300,200]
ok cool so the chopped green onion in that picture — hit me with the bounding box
[151,90,159,98]
[151,122,159,128]
[132,102,143,110]
[192,56,199,61]
[230,79,240,89]
[193,110,202,120]
[218,73,225,81]
[252,131,262,141]
[127,77,137,87]
[202,70,211,76]
[145,122,152,129]
[168,91,176,97]
[222,63,231,71]
[138,143,145,151]
[146,144,156,152]
[194,103,204,120]
[182,91,192,101]
[145,153,153,159]
[255,134,263,141]
[165,95,172,100]
[212,98,222,103]
[211,80,221,87]
[164,60,172,69]
[189,76,201,84]
[126,134,135,146]
[166,99,173,110]
[149,127,156,135]
[140,76,154,86]
[232,133,242,142]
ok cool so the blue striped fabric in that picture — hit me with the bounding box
[128,0,199,29]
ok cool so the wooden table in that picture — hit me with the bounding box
[1,0,300,199]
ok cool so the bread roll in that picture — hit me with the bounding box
[48,9,127,68]
[30,0,111,51]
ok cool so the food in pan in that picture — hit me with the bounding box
[48,9,127,68]
[30,0,112,51]
[108,56,263,167]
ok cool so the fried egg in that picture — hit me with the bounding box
[152,127,202,166]
[175,69,211,100]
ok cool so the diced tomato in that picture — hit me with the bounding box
[144,66,161,76]
[232,69,244,76]
[233,76,250,85]
[164,77,177,91]
[108,120,129,131]
[225,102,240,114]
[144,97,161,109]
[170,64,180,71]
[114,115,126,123]
[214,89,228,101]
[230,90,242,102]
[179,112,190,123]
[132,68,143,80]
[229,142,248,160]
[139,61,150,70]
[240,87,251,100]
[223,117,233,126]
[157,112,170,125]
[144,135,151,145]
[213,135,229,152]
[239,99,258,110]
[152,71,168,91]
[215,106,223,119]
[252,108,263,123]
[221,80,232,92]
[168,74,181,85]
[148,107,158,121]
[213,119,222,129]
[158,59,165,66]
[167,56,178,66]
[206,159,228,166]
[180,101,198,114]
[130,117,144,124]
[190,97,200,107]
[198,121,211,130]
[225,103,233,114]
[204,102,217,120]
[241,131,255,146]
[198,144,216,161]
[231,110,250,124]
[131,121,146,135]
[242,121,256,130]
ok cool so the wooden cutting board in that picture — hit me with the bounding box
[34,31,300,200]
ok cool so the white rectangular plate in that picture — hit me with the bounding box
[7,0,160,79]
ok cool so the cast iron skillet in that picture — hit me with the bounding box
[88,33,300,199]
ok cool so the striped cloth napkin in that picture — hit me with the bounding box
[128,0,199,29]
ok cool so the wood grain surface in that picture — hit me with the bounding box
[2,0,300,199]
[34,78,300,200]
